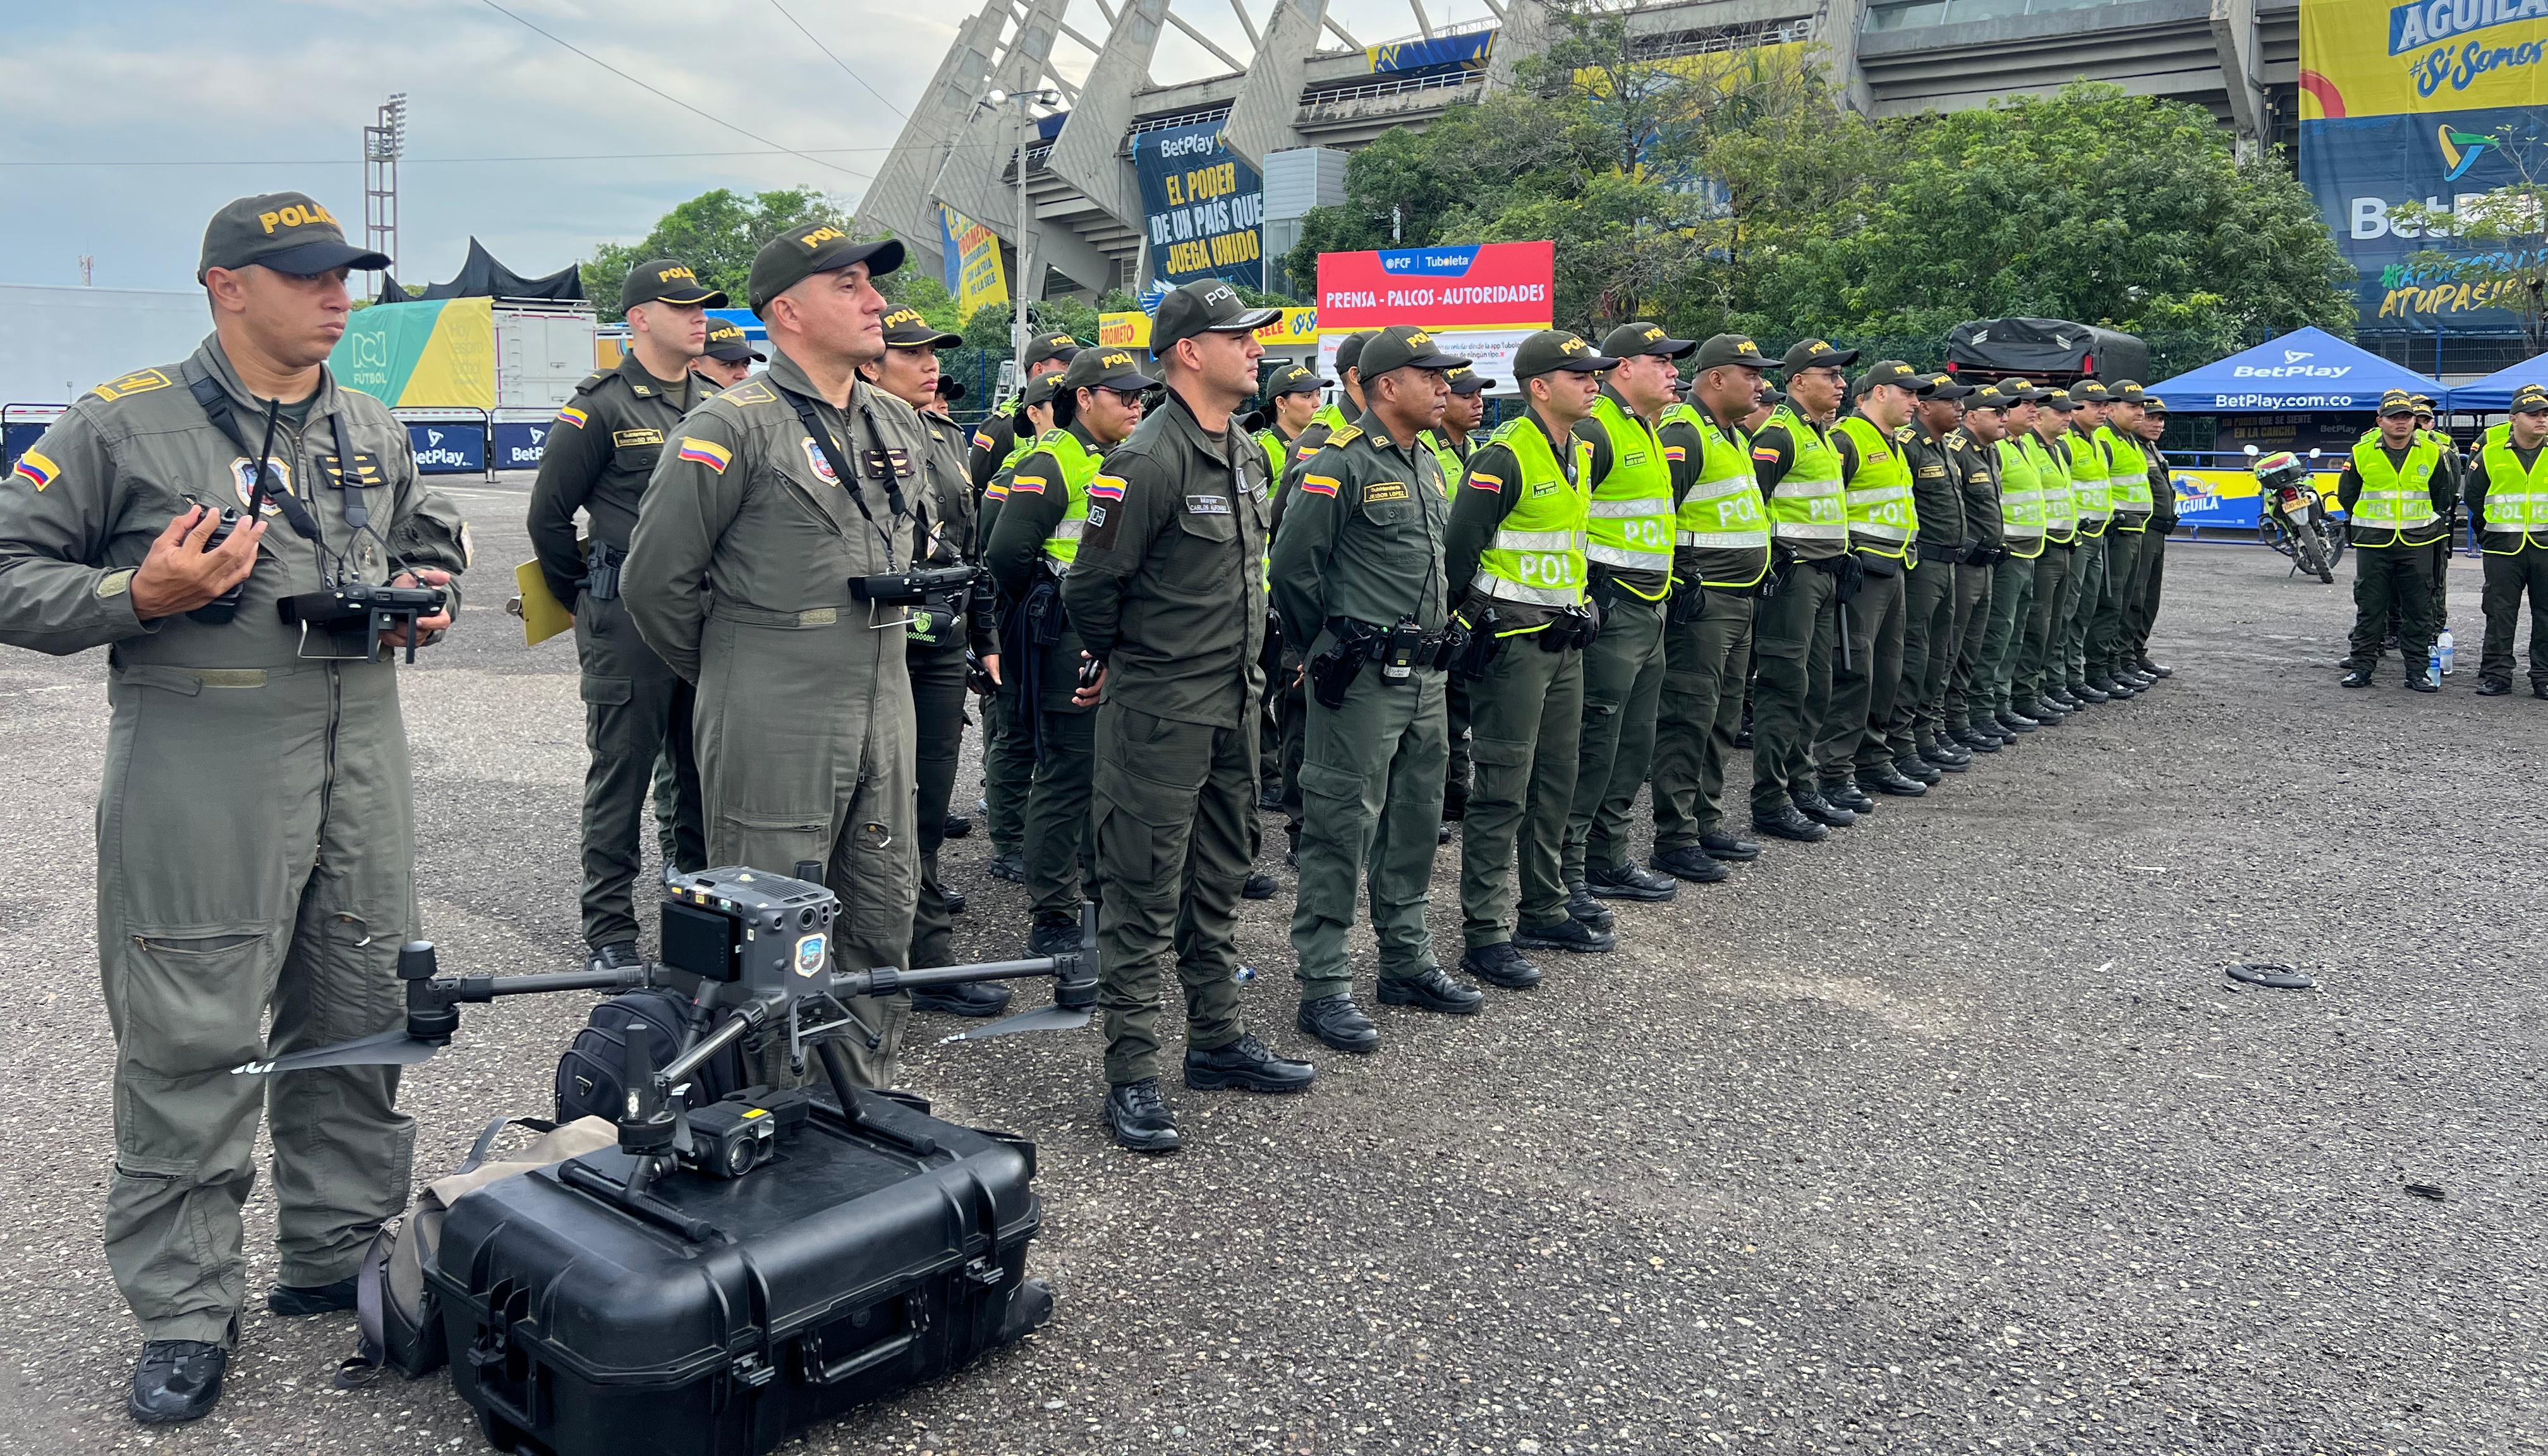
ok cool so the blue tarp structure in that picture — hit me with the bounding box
[2444,351,2548,413]
[2146,327,2442,413]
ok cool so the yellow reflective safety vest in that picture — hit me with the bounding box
[1834,415,1915,560]
[2102,425,2152,527]
[2478,433,2548,553]
[2025,433,2078,542]
[1994,437,2047,559]
[1021,427,1100,571]
[1761,404,1848,558]
[1472,416,1592,608]
[2347,435,2443,547]
[1661,402,1771,588]
[1580,394,1675,588]
[2065,430,2112,536]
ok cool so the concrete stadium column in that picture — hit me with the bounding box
[931,0,1118,297]
[1486,0,1547,91]
[1224,0,1328,169]
[2210,0,2268,155]
[860,0,1007,282]
[1046,0,1170,238]
[1819,0,1876,114]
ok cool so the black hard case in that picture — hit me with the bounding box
[428,1088,1044,1456]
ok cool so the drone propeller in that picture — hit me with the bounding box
[233,1026,446,1076]
[941,1004,1091,1043]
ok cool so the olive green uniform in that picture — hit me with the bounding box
[2059,428,2112,693]
[623,352,928,1088]
[907,410,992,969]
[2125,444,2175,664]
[1062,394,1270,1086]
[974,435,1040,860]
[1889,422,1966,761]
[1270,403,1350,846]
[1816,420,1912,780]
[2335,440,2454,672]
[1747,409,1848,816]
[1270,411,1453,999]
[1649,405,1766,851]
[1941,427,2002,735]
[2019,434,2077,708]
[1565,389,1675,883]
[985,425,1108,923]
[2466,440,2548,687]
[1426,427,1481,817]
[526,355,710,949]
[1447,413,1591,947]
[1977,434,2045,723]
[0,337,471,1344]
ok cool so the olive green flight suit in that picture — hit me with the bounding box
[1062,394,1269,1087]
[624,351,926,1088]
[985,425,1108,924]
[526,355,710,950]
[0,337,470,1345]
[908,410,992,969]
[1270,411,1453,1000]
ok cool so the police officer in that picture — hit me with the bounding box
[1431,362,1491,827]
[1817,359,1925,803]
[1064,280,1309,1154]
[1942,382,2010,754]
[969,329,1081,492]
[0,193,469,1423]
[2415,392,2458,637]
[2057,380,2120,706]
[1888,371,1975,782]
[1648,334,1771,881]
[1975,381,2049,738]
[1269,332,1372,858]
[2017,387,2080,725]
[2124,395,2176,680]
[985,346,1151,957]
[2092,382,2160,695]
[862,306,1007,1014]
[1447,329,1615,984]
[1281,331,1373,483]
[2465,382,2548,697]
[529,258,722,973]
[2335,390,2454,691]
[976,371,1062,883]
[1254,361,1326,808]
[694,317,764,388]
[1273,325,1471,1052]
[1563,323,1689,922]
[1747,339,1857,838]
[624,224,932,1088]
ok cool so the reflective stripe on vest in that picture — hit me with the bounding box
[1661,403,1771,586]
[2349,436,2442,544]
[1034,428,1101,570]
[2025,434,2077,539]
[1474,416,1590,607]
[1764,404,1848,542]
[2480,435,2548,550]
[1423,429,1464,495]
[1835,415,1915,557]
[1582,395,1675,574]
[2066,432,2113,531]
[2102,427,2153,514]
[1994,437,2046,557]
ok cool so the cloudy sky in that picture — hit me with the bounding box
[0,0,1495,294]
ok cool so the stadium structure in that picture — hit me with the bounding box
[864,0,2308,304]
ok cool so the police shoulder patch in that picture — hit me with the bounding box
[573,371,611,397]
[88,367,174,402]
[1327,425,1364,447]
[721,380,777,406]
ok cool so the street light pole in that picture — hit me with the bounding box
[985,86,1064,389]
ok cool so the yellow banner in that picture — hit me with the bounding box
[942,206,1009,320]
[2300,0,2548,119]
[1099,306,1316,349]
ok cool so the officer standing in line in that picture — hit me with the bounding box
[1817,359,1926,803]
[2415,392,2458,637]
[2090,382,2159,695]
[2123,396,2176,680]
[0,193,468,1423]
[1887,371,1975,781]
[1447,329,1615,981]
[1273,325,1475,1052]
[1269,331,1373,861]
[1745,339,1857,838]
[693,317,763,387]
[1561,324,1690,923]
[1647,334,1771,881]
[1280,332,1373,488]
[1941,383,2010,754]
[2336,390,2453,691]
[861,306,1008,1014]
[2465,382,2548,697]
[1064,280,1309,1155]
[984,346,1151,956]
[976,372,1062,885]
[1974,382,2049,739]
[2016,387,2080,726]
[1254,361,1327,808]
[624,225,930,1089]
[1430,361,1491,825]
[2057,381,2121,706]
[660,320,764,868]
[968,330,1081,492]
[527,258,722,973]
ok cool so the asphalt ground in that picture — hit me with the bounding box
[0,483,2540,1456]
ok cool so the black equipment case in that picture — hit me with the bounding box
[427,1087,1048,1456]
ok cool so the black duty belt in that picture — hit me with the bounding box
[1917,543,1962,564]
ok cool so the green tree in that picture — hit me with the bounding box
[581,188,851,313]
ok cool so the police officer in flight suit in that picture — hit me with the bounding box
[1447,329,1617,985]
[1064,280,1309,1155]
[977,370,1064,883]
[1745,339,1857,840]
[1273,325,1474,1054]
[986,346,1155,957]
[0,193,469,1424]
[861,306,1008,1014]
[528,258,722,972]
[624,224,936,1089]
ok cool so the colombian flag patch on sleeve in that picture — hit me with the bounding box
[1464,471,1503,493]
[1751,446,1781,463]
[1008,473,1046,495]
[972,430,995,451]
[1087,475,1126,502]
[1298,475,1340,498]
[1663,446,1687,462]
[11,449,58,490]
[676,437,732,473]
[555,405,590,429]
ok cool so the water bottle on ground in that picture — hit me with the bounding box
[2439,628,2455,677]
[2428,641,2443,686]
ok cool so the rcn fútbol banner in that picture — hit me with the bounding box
[1133,121,1266,289]
[330,298,496,409]
[1314,242,1555,392]
[2300,0,2548,332]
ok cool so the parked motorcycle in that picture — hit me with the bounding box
[2247,446,2345,584]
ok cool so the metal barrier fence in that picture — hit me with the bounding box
[2,402,68,475]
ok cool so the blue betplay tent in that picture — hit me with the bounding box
[2443,351,2548,413]
[2145,327,2444,413]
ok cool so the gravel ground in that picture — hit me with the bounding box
[0,480,2540,1456]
